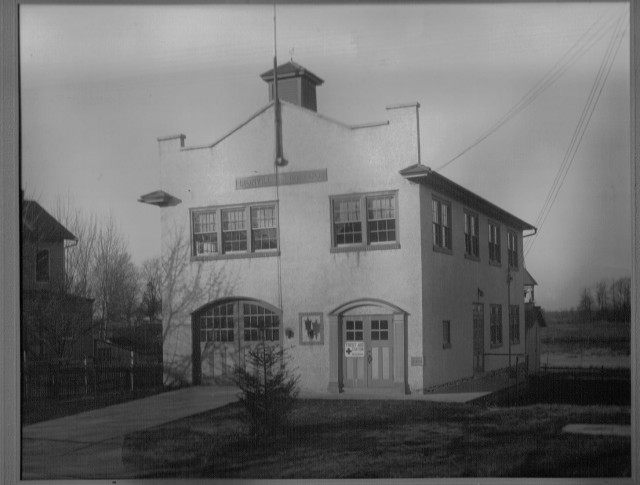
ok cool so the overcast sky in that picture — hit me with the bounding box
[20,3,630,311]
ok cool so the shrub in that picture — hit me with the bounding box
[233,344,299,438]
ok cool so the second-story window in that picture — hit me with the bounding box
[508,231,518,269]
[330,191,399,251]
[488,222,501,264]
[464,211,479,258]
[191,202,278,259]
[432,198,451,251]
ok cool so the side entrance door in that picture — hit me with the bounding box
[343,315,393,388]
[473,303,485,374]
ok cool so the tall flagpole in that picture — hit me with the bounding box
[273,0,286,166]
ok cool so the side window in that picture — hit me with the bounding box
[432,198,452,251]
[488,222,501,264]
[508,231,519,269]
[464,211,479,258]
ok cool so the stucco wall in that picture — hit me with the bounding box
[420,184,527,389]
[158,102,425,391]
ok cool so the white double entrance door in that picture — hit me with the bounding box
[342,315,394,388]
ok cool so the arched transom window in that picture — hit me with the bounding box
[197,299,281,343]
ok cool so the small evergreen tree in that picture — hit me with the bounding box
[233,343,299,439]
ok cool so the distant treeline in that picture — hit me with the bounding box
[567,277,631,323]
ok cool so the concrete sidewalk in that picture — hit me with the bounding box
[21,381,500,479]
[21,386,239,480]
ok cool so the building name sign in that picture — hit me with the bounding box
[236,169,327,190]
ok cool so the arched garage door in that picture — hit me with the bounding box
[191,298,282,384]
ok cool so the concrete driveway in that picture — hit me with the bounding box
[21,386,239,480]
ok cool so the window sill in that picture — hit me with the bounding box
[192,250,280,262]
[489,260,502,268]
[330,242,400,254]
[490,343,503,349]
[433,245,452,255]
[464,254,480,262]
[442,343,452,350]
[510,340,520,346]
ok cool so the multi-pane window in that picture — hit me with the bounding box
[432,198,452,250]
[333,198,362,245]
[251,206,278,250]
[508,231,518,268]
[464,211,479,258]
[198,300,281,343]
[193,211,217,256]
[490,304,503,347]
[489,222,501,264]
[222,208,247,252]
[191,203,278,257]
[243,303,280,342]
[345,320,364,341]
[371,319,389,341]
[35,249,50,283]
[200,302,235,342]
[331,192,398,249]
[442,320,451,348]
[367,196,396,243]
[509,305,520,344]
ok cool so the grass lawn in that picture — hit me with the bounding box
[122,399,631,478]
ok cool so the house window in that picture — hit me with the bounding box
[193,211,217,256]
[432,198,452,251]
[330,191,398,251]
[490,304,503,347]
[251,206,278,250]
[198,300,281,344]
[191,202,278,258]
[509,305,520,344]
[333,198,362,245]
[464,211,479,258]
[222,208,248,252]
[442,320,451,349]
[367,196,396,243]
[508,231,518,269]
[488,222,501,264]
[35,249,50,283]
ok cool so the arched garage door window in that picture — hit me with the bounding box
[197,299,281,344]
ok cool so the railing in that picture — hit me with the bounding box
[22,361,163,400]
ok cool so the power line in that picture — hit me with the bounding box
[523,11,627,261]
[435,12,622,173]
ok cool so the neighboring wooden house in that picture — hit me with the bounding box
[95,321,163,365]
[21,194,94,362]
[141,62,538,393]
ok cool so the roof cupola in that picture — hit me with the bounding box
[260,61,324,112]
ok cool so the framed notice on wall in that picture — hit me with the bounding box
[299,313,324,345]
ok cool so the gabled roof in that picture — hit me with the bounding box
[260,61,324,86]
[138,190,182,207]
[22,199,76,242]
[524,268,538,286]
[399,164,536,231]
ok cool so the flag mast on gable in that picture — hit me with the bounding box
[273,1,287,167]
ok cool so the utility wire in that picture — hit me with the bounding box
[523,12,627,261]
[435,12,622,173]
